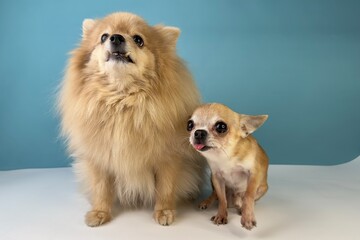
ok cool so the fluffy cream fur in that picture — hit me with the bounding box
[58,12,205,226]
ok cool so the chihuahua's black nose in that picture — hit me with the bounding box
[194,130,207,141]
[110,34,125,45]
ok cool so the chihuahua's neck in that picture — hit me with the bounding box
[202,136,258,173]
[203,144,255,193]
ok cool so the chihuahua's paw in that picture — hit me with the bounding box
[85,210,111,227]
[154,209,175,226]
[211,214,228,225]
[241,212,257,230]
[198,200,210,210]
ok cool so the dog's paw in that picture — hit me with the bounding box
[211,214,228,225]
[241,211,257,230]
[154,210,175,226]
[198,200,209,210]
[85,210,111,227]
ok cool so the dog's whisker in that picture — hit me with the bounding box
[206,141,230,160]
[219,146,231,160]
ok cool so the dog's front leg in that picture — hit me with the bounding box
[153,161,177,226]
[210,172,228,225]
[241,173,259,230]
[199,190,217,210]
[79,161,114,227]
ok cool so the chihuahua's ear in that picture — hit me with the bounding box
[82,18,96,38]
[154,25,181,49]
[239,114,268,138]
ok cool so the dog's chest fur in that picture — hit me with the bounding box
[203,150,254,193]
[71,85,198,206]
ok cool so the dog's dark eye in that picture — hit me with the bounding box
[133,35,144,47]
[215,121,227,134]
[101,33,109,43]
[187,120,194,132]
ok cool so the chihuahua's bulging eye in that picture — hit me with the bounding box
[133,35,144,47]
[215,121,227,134]
[187,120,194,132]
[101,33,109,43]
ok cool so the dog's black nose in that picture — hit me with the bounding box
[194,130,207,141]
[110,34,125,45]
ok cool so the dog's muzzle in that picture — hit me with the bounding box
[108,34,134,63]
[193,130,212,151]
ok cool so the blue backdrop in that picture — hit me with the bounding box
[0,0,359,170]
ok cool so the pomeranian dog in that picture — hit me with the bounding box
[58,12,205,227]
[188,103,269,230]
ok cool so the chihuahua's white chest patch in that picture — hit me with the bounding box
[202,150,254,192]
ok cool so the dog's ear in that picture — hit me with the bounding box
[239,114,268,138]
[82,19,96,38]
[154,25,181,49]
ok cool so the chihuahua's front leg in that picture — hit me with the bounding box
[210,172,228,225]
[241,173,259,230]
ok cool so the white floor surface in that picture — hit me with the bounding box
[1,156,360,240]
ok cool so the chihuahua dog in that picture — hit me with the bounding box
[188,103,269,230]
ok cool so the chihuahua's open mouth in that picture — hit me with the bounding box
[194,144,213,152]
[107,51,134,63]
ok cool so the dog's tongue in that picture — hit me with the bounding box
[194,144,205,150]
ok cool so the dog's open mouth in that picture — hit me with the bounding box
[194,144,213,152]
[108,51,134,63]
